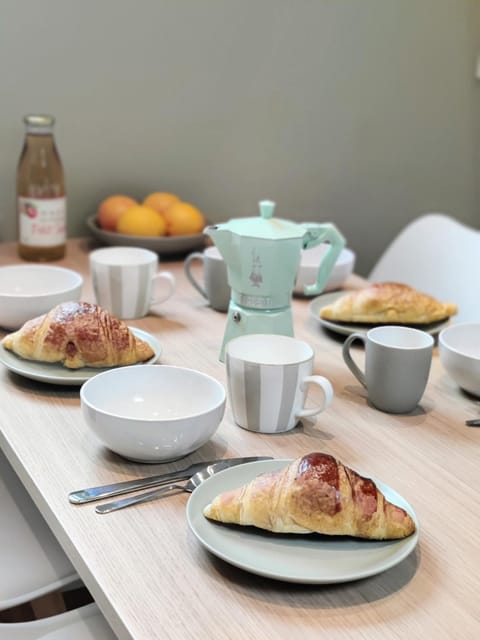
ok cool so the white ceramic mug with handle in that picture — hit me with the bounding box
[90,246,175,319]
[225,333,334,433]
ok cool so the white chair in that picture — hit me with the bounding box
[368,213,480,323]
[1,452,116,637]
[0,449,79,611]
[0,602,117,639]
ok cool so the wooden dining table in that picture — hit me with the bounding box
[0,237,479,639]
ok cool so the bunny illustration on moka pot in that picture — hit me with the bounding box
[205,200,345,360]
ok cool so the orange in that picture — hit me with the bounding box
[116,205,167,237]
[97,195,138,231]
[142,192,180,215]
[162,201,206,236]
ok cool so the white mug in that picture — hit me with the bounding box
[226,333,334,433]
[184,246,230,312]
[89,246,175,319]
[342,325,434,413]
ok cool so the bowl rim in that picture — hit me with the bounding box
[299,246,355,268]
[439,322,480,362]
[80,364,226,423]
[0,265,83,298]
[87,214,206,241]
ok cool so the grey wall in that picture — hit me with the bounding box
[0,0,478,275]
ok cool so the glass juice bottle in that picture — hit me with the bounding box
[17,114,66,261]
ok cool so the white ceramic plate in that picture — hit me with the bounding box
[0,328,161,386]
[87,215,207,255]
[187,459,419,584]
[309,291,451,338]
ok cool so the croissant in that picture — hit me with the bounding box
[203,452,416,540]
[2,301,154,369]
[320,282,457,324]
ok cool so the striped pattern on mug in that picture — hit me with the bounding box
[226,355,312,433]
[92,263,151,319]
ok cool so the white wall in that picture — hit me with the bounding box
[0,0,478,274]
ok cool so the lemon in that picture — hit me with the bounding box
[163,201,206,236]
[143,192,180,214]
[116,205,167,237]
[97,195,138,231]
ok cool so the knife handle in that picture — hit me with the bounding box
[95,483,184,514]
[68,456,272,504]
[68,473,189,504]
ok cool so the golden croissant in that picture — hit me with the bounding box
[2,301,154,369]
[203,452,416,540]
[320,282,457,324]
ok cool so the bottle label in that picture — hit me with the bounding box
[18,197,66,246]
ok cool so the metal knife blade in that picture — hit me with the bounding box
[68,456,272,504]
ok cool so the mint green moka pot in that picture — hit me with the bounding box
[204,200,345,360]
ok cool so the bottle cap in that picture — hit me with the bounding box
[23,114,55,134]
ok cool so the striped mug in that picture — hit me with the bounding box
[90,247,175,319]
[225,334,334,433]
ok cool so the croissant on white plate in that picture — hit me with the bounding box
[203,452,416,540]
[2,301,154,369]
[320,282,457,324]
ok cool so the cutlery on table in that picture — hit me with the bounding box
[465,418,480,426]
[68,456,272,504]
[95,459,251,514]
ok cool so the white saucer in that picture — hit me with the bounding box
[187,459,419,584]
[309,291,451,338]
[0,327,161,386]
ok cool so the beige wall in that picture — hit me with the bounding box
[0,0,478,275]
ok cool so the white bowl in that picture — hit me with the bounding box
[439,323,480,396]
[0,265,83,330]
[80,365,226,463]
[294,245,356,296]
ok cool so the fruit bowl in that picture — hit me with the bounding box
[86,215,207,256]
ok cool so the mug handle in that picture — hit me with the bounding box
[150,271,176,305]
[295,375,334,419]
[342,332,367,387]
[184,253,208,300]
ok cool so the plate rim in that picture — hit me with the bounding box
[0,327,161,386]
[309,290,450,337]
[186,458,419,584]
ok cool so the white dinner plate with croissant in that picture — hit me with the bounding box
[310,291,450,338]
[0,328,161,386]
[187,459,419,584]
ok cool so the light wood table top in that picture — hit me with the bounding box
[0,238,479,639]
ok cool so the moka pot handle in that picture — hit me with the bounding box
[301,223,346,296]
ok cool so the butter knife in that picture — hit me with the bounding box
[68,456,272,504]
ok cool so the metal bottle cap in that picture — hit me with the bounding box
[23,114,55,134]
